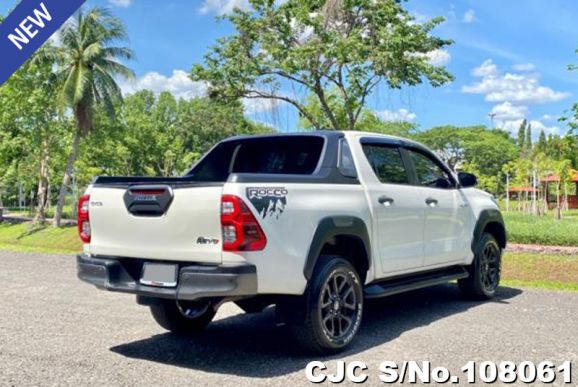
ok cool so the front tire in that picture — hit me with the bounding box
[149,300,215,334]
[459,232,502,300]
[286,256,364,354]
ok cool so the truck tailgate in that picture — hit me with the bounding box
[88,184,223,263]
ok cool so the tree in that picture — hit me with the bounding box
[536,129,547,154]
[517,119,526,150]
[191,0,453,130]
[37,7,134,226]
[415,126,464,170]
[525,123,533,151]
[0,58,66,223]
[553,159,573,219]
[297,88,416,135]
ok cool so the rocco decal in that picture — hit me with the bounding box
[246,187,288,219]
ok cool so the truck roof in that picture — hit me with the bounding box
[222,130,430,153]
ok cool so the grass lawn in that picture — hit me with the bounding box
[503,211,578,246]
[502,252,578,292]
[0,223,81,254]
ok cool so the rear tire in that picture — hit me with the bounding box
[283,256,364,354]
[459,232,502,300]
[149,300,215,334]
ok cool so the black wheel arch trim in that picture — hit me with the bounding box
[303,216,371,280]
[472,209,507,250]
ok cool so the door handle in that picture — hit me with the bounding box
[425,197,438,206]
[378,195,394,206]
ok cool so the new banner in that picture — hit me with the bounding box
[0,0,86,85]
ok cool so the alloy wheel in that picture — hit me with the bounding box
[480,243,500,293]
[319,271,361,342]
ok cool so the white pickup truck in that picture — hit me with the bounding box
[77,131,506,353]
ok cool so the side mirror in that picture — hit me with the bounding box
[458,172,477,188]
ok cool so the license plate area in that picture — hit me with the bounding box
[140,263,178,288]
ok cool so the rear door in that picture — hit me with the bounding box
[89,184,224,263]
[404,148,471,266]
[359,141,425,274]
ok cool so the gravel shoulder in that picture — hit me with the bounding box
[1,250,577,386]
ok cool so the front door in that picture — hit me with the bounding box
[405,149,471,266]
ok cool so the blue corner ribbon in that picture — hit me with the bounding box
[0,0,86,85]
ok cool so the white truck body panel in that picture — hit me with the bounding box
[222,182,370,294]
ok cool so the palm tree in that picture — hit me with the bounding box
[38,7,134,226]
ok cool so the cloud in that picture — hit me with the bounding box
[490,102,528,121]
[121,70,207,99]
[121,70,281,116]
[512,63,536,72]
[529,120,561,136]
[462,9,476,23]
[108,0,132,7]
[377,108,417,123]
[472,59,497,77]
[408,49,451,66]
[242,98,280,115]
[426,49,451,66]
[489,103,564,137]
[498,118,561,137]
[199,0,251,15]
[463,59,570,104]
[541,114,560,121]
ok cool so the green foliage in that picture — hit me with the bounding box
[0,59,68,206]
[536,130,547,154]
[517,119,526,150]
[525,123,532,151]
[191,0,453,130]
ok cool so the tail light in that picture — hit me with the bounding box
[77,194,91,243]
[221,195,266,251]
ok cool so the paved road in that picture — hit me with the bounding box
[1,251,576,386]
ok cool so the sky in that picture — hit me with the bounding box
[2,0,578,136]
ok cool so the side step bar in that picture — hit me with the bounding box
[364,266,469,299]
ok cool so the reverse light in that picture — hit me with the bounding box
[221,195,266,251]
[77,194,91,243]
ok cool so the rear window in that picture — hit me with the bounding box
[187,136,325,182]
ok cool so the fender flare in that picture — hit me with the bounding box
[472,209,507,250]
[303,216,371,280]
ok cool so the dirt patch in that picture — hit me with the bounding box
[507,243,578,255]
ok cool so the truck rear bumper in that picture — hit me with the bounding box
[77,254,257,301]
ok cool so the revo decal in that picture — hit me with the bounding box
[246,187,288,219]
